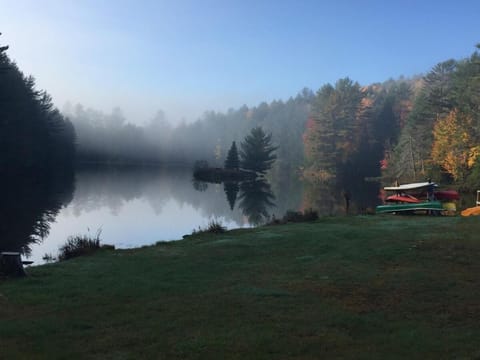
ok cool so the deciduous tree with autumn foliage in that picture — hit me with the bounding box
[432,109,478,182]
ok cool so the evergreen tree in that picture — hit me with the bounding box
[423,59,457,116]
[0,34,75,174]
[304,79,363,179]
[224,141,240,169]
[304,84,336,178]
[240,127,277,174]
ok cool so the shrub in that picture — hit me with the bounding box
[191,219,226,235]
[206,219,227,233]
[302,208,319,221]
[284,209,318,222]
[269,209,319,225]
[58,229,102,261]
[283,210,303,223]
[42,253,57,263]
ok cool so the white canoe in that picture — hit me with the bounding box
[384,181,438,192]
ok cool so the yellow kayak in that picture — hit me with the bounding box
[443,202,456,216]
[461,206,480,216]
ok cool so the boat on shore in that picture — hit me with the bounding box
[377,181,457,215]
[461,190,480,216]
[410,189,460,201]
[376,200,444,214]
[383,181,438,192]
[385,194,420,203]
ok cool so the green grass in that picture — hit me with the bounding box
[2,216,480,359]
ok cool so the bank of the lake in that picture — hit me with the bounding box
[1,216,480,359]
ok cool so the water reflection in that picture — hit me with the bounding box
[0,172,74,256]
[71,166,247,223]
[198,172,380,223]
[27,166,256,263]
[2,165,381,263]
[192,177,291,224]
[223,181,240,210]
[302,177,381,216]
[196,178,276,225]
[238,179,276,225]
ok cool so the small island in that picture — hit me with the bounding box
[193,127,277,183]
[193,166,257,182]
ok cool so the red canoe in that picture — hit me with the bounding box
[385,195,420,203]
[434,190,460,200]
[412,190,460,201]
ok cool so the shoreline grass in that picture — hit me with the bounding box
[1,216,480,358]
[58,230,102,261]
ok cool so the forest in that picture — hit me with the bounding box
[0,37,75,177]
[63,47,480,192]
[2,33,480,191]
[0,35,75,255]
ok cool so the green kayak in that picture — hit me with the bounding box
[376,201,444,214]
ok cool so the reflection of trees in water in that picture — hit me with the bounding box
[302,176,380,216]
[71,166,161,216]
[192,180,208,192]
[269,167,304,218]
[337,159,382,214]
[71,167,306,228]
[71,167,247,225]
[238,179,276,226]
[302,180,343,216]
[0,166,381,259]
[193,177,276,225]
[223,181,239,210]
[0,171,74,256]
[67,166,378,234]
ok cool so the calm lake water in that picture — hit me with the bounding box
[2,166,381,265]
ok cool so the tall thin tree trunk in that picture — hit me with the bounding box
[409,136,416,180]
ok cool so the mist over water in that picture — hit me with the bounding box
[20,166,294,264]
[0,165,381,265]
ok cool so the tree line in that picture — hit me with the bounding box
[303,44,480,191]
[1,33,75,254]
[3,31,480,191]
[0,34,75,177]
[385,47,480,190]
[64,90,311,176]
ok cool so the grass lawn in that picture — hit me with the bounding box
[1,216,480,359]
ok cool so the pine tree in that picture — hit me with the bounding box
[304,79,362,179]
[240,127,277,174]
[224,141,240,170]
[0,35,75,174]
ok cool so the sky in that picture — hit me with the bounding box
[1,0,479,124]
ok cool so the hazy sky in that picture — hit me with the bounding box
[1,0,479,124]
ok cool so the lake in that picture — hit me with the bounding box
[1,166,381,265]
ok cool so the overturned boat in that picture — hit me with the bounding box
[461,190,480,216]
[377,181,457,215]
[376,200,444,214]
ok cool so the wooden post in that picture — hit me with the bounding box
[0,252,26,277]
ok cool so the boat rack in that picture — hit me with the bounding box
[377,181,459,215]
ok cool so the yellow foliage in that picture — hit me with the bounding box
[468,146,480,168]
[432,109,476,181]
